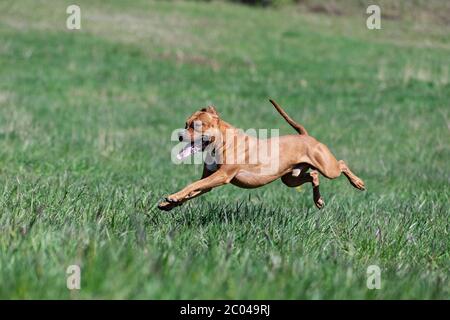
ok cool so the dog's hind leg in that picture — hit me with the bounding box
[282,169,324,209]
[338,160,365,190]
[308,144,365,191]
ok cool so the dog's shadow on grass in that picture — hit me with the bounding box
[162,199,317,228]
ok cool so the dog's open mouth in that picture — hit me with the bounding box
[176,137,211,160]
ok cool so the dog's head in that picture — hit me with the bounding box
[176,106,221,160]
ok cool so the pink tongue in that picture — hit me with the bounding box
[177,144,201,160]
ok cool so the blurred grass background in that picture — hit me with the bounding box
[0,0,448,299]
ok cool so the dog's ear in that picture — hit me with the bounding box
[202,105,218,116]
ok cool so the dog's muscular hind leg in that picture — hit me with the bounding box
[309,145,365,191]
[282,170,324,209]
[338,160,365,190]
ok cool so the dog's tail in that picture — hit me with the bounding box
[269,99,309,135]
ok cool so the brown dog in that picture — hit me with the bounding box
[158,99,365,211]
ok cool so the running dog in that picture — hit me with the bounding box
[158,99,365,211]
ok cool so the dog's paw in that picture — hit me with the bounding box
[315,197,325,210]
[158,200,179,211]
[166,194,180,203]
[351,178,366,191]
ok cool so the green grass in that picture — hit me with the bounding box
[0,0,448,299]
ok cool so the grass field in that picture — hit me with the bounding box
[0,0,449,299]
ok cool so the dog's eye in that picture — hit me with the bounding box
[185,123,188,129]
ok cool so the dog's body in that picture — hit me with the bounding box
[158,100,365,211]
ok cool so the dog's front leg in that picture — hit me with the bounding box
[166,169,235,204]
[158,165,216,211]
[157,188,208,211]
[158,188,210,211]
